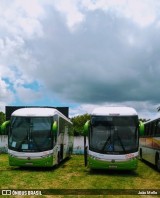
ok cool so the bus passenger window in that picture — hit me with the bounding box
[150,122,155,136]
[152,121,157,136]
[145,124,149,136]
[155,121,160,136]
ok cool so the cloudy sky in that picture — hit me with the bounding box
[0,0,160,119]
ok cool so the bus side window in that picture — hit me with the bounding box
[148,122,152,136]
[144,124,147,136]
[145,123,149,136]
[152,120,157,136]
[155,120,160,136]
[148,123,151,136]
[150,121,155,136]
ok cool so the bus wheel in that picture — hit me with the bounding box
[139,149,143,161]
[57,152,61,164]
[84,146,88,167]
[155,153,160,172]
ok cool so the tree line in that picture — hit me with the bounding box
[70,114,90,136]
[0,112,5,125]
[0,112,5,134]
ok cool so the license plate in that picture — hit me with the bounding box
[109,165,117,169]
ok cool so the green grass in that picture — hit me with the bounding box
[0,154,159,198]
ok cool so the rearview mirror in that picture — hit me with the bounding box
[52,121,58,134]
[139,121,144,136]
[1,120,10,135]
[84,120,90,136]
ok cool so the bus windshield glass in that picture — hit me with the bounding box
[9,116,53,152]
[90,116,138,154]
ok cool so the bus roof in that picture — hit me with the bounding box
[91,106,138,116]
[11,108,72,123]
[143,115,160,124]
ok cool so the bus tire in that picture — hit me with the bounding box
[84,146,88,166]
[57,152,61,164]
[155,153,160,172]
[139,149,143,161]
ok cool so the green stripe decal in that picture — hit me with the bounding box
[88,156,138,170]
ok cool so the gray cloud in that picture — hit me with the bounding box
[22,8,160,106]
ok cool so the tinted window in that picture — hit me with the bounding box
[90,116,139,154]
[9,116,52,152]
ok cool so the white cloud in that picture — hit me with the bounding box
[17,17,43,38]
[70,104,98,117]
[52,0,85,30]
[0,78,9,99]
[15,0,45,18]
[16,86,42,103]
[120,0,157,27]
[81,0,158,27]
[0,77,14,106]
[70,101,160,120]
[0,0,44,38]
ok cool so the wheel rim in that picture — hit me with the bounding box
[157,159,160,171]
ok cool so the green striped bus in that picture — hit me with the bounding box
[1,107,73,167]
[84,106,140,170]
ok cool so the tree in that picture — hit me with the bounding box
[139,118,149,122]
[71,114,90,136]
[0,112,5,125]
[0,112,5,134]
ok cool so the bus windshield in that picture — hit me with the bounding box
[90,116,139,154]
[9,116,53,152]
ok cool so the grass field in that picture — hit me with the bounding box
[0,154,159,198]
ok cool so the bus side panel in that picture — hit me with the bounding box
[146,148,157,165]
[140,137,160,165]
[152,137,160,149]
[57,116,73,163]
[139,138,146,147]
[145,138,154,163]
[63,121,69,159]
[63,122,73,159]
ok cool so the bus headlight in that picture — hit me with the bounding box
[89,155,98,160]
[41,154,52,158]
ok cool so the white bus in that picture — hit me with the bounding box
[84,106,140,170]
[139,117,160,171]
[1,107,73,167]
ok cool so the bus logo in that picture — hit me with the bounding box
[2,190,11,195]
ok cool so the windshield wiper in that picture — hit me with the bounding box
[101,135,111,151]
[116,133,126,153]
